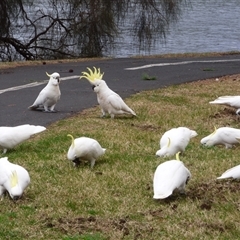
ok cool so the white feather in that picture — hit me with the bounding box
[67,136,106,168]
[209,96,240,114]
[156,127,198,157]
[201,127,240,148]
[93,79,136,118]
[0,157,30,200]
[28,72,61,112]
[153,159,191,199]
[217,164,240,179]
[0,124,46,153]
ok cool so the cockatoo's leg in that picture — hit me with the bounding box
[50,104,57,112]
[110,114,115,119]
[3,149,7,154]
[90,159,96,169]
[225,144,233,149]
[100,109,106,118]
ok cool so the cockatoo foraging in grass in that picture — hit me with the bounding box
[28,72,61,112]
[153,152,191,199]
[156,127,198,157]
[0,124,46,153]
[200,126,240,148]
[80,67,136,118]
[67,134,106,168]
[217,164,240,180]
[209,96,240,115]
[0,157,30,200]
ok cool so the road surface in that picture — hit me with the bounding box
[0,54,240,126]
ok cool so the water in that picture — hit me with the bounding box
[109,0,240,57]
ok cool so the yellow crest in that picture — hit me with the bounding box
[167,137,171,148]
[67,134,75,148]
[46,72,51,77]
[176,152,181,161]
[79,67,104,83]
[210,126,217,137]
[10,171,18,188]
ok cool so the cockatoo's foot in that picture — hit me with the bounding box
[43,109,57,113]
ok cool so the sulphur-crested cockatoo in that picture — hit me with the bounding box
[153,153,191,199]
[80,67,136,118]
[28,72,61,112]
[201,126,240,148]
[0,157,30,200]
[209,96,240,115]
[0,124,46,153]
[156,127,198,157]
[217,164,240,180]
[67,134,106,168]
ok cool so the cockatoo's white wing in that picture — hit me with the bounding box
[0,124,46,153]
[217,164,240,179]
[107,94,136,116]
[210,96,240,108]
[153,160,191,199]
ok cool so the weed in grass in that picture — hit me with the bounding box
[142,73,156,80]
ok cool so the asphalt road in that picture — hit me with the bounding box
[1,54,240,127]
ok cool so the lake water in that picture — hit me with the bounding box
[109,0,240,57]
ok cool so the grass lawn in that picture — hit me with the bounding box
[1,72,240,240]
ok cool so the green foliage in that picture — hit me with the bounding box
[1,74,240,239]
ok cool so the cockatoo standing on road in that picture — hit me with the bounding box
[67,134,106,168]
[217,164,240,180]
[28,72,61,112]
[156,127,198,157]
[209,96,240,115]
[0,157,30,200]
[80,67,136,118]
[153,153,191,199]
[200,126,240,148]
[0,124,46,153]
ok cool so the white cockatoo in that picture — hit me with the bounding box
[156,127,198,157]
[153,152,191,199]
[0,124,46,153]
[80,67,136,118]
[28,72,61,112]
[0,157,30,200]
[200,126,240,148]
[217,164,240,180]
[209,96,240,115]
[67,134,106,168]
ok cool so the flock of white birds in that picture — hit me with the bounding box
[1,67,240,201]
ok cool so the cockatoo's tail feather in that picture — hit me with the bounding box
[67,134,75,147]
[10,171,18,188]
[80,67,104,84]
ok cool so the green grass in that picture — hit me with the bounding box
[1,73,240,239]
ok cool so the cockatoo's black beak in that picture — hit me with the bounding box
[91,85,96,91]
[12,195,21,201]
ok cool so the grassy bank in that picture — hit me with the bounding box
[1,73,240,239]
